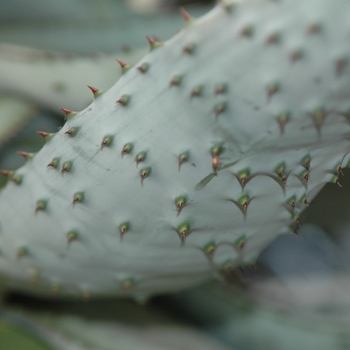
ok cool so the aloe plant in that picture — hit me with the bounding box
[0,0,349,301]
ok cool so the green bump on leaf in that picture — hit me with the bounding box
[35,200,47,213]
[116,95,130,106]
[61,161,73,174]
[47,157,60,168]
[286,195,296,209]
[290,49,304,62]
[183,43,196,54]
[119,222,130,237]
[190,85,203,98]
[299,168,309,184]
[240,24,254,37]
[299,194,309,207]
[218,0,235,12]
[234,236,245,251]
[176,222,191,240]
[222,260,232,271]
[11,175,23,185]
[277,112,290,134]
[67,230,78,244]
[274,162,287,182]
[215,83,227,95]
[140,167,151,185]
[203,241,216,258]
[121,143,133,156]
[101,135,114,148]
[64,126,79,137]
[266,82,280,100]
[214,102,227,119]
[170,75,182,87]
[265,31,280,44]
[178,151,189,170]
[275,162,286,175]
[311,108,326,130]
[300,154,311,169]
[237,168,250,187]
[307,22,322,34]
[73,192,84,204]
[137,62,149,73]
[331,161,342,173]
[238,194,250,211]
[210,144,224,157]
[135,152,147,166]
[291,212,300,225]
[175,195,187,213]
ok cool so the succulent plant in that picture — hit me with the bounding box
[0,0,349,302]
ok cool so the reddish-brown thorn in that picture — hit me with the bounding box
[61,163,71,174]
[146,36,156,46]
[212,155,219,172]
[116,59,128,69]
[0,170,12,176]
[87,85,99,94]
[180,7,192,22]
[338,166,344,176]
[60,107,73,116]
[240,177,247,187]
[37,131,50,138]
[206,247,214,259]
[17,151,30,158]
